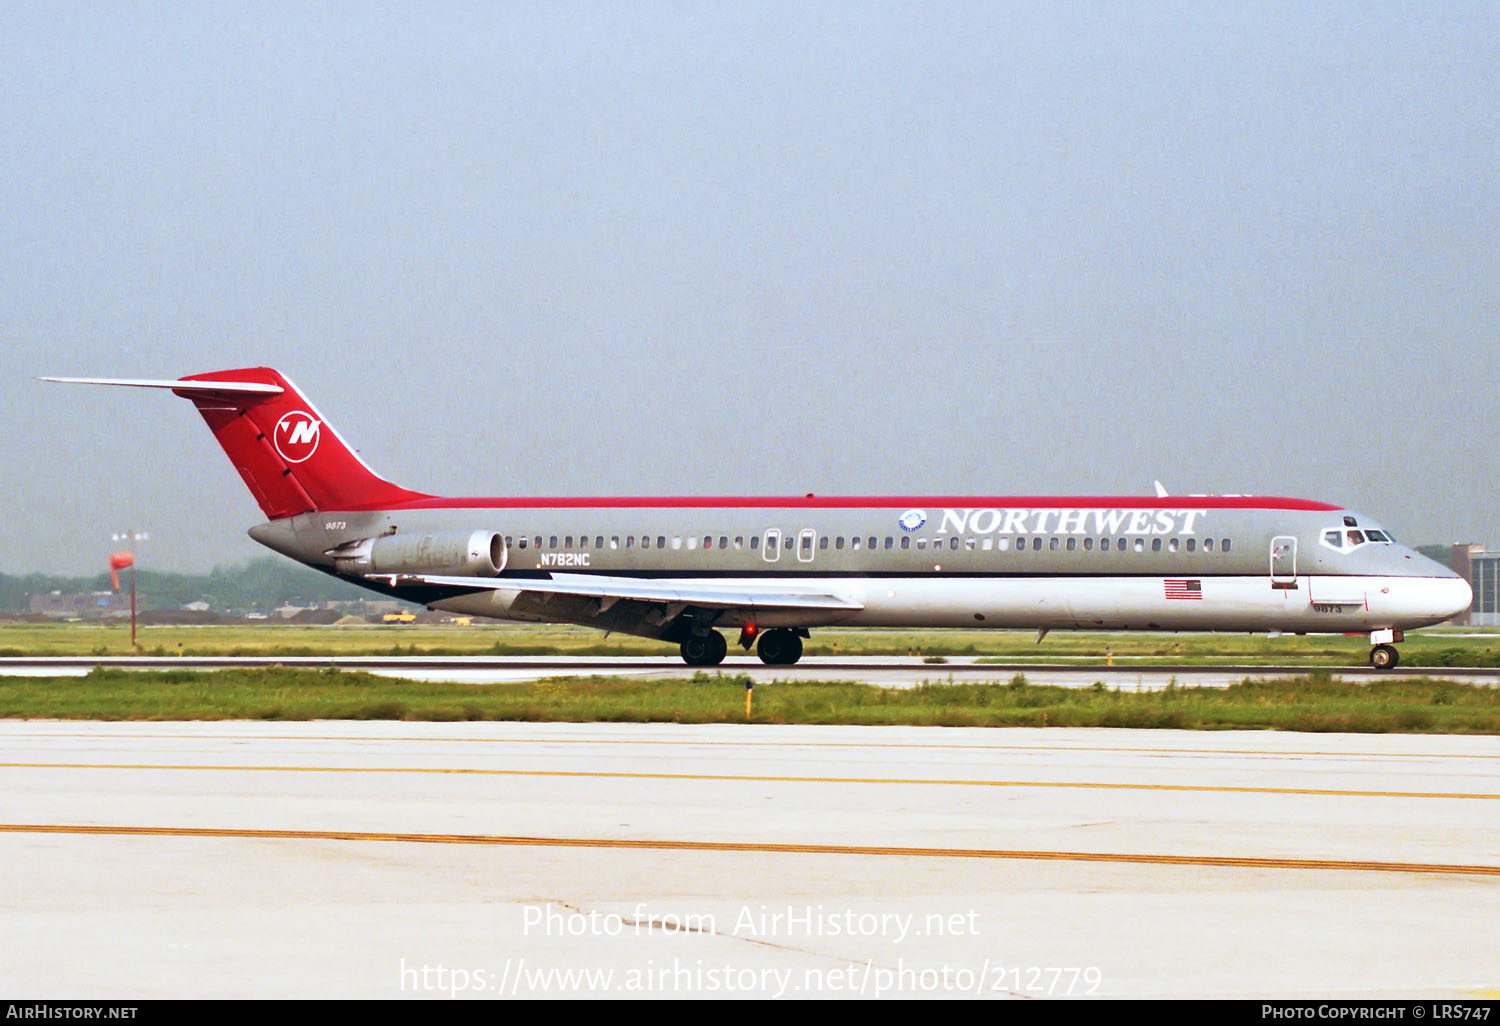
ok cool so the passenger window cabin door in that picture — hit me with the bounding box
[796,528,816,563]
[762,529,781,562]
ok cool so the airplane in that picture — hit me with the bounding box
[45,367,1472,670]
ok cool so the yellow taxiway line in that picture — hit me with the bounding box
[2,761,1495,800]
[1,822,1495,876]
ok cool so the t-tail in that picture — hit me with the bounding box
[42,367,428,518]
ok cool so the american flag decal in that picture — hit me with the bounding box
[1164,579,1203,600]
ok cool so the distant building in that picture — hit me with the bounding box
[28,591,137,619]
[1452,544,1498,626]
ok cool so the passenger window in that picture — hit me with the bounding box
[640,536,649,549]
[836,537,845,549]
[1133,538,1144,552]
[517,538,527,549]
[917,538,927,550]
[1186,538,1197,552]
[687,536,698,549]
[565,536,573,548]
[1083,538,1093,551]
[609,537,619,550]
[626,536,634,548]
[749,536,758,550]
[1204,538,1215,551]
[885,537,893,549]
[505,536,513,547]
[704,536,712,549]
[868,537,877,550]
[658,536,666,549]
[801,535,812,553]
[672,536,682,550]
[534,536,542,549]
[1016,537,1027,551]
[1067,537,1077,551]
[1152,538,1162,552]
[1032,538,1042,551]
[719,536,727,549]
[595,536,604,548]
[998,537,1010,551]
[967,537,977,550]
[819,536,828,550]
[1168,538,1179,553]
[1101,538,1110,552]
[1223,539,1232,552]
[1049,537,1059,551]
[950,537,959,550]
[733,537,742,549]
[900,536,911,550]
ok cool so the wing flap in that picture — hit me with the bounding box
[378,572,864,612]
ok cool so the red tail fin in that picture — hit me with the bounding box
[179,367,427,518]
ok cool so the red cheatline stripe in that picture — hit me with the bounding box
[374,495,1340,512]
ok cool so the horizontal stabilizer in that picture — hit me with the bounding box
[40,376,284,397]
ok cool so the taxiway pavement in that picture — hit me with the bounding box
[0,720,1495,998]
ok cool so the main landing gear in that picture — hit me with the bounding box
[680,630,728,667]
[677,626,808,666]
[1368,629,1405,671]
[755,628,805,666]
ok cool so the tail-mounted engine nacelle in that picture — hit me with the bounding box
[330,530,506,578]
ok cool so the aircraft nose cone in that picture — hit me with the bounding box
[1440,575,1474,620]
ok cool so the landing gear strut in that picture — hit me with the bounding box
[756,628,804,666]
[1368,629,1404,671]
[680,630,727,667]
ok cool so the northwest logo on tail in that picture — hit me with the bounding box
[274,410,321,463]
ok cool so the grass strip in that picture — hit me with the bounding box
[3,622,1499,666]
[0,667,1495,733]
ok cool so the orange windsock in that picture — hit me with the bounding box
[108,551,134,591]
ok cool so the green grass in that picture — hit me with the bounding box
[3,621,1500,666]
[0,667,1495,733]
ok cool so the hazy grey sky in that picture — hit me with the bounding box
[3,2,1497,574]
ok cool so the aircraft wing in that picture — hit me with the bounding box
[378,572,864,613]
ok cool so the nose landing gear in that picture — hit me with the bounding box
[1368,629,1404,670]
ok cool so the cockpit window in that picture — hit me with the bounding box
[1323,531,1342,547]
[1365,529,1388,543]
[1346,530,1365,545]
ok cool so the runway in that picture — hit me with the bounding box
[0,720,1495,998]
[5,654,1499,689]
